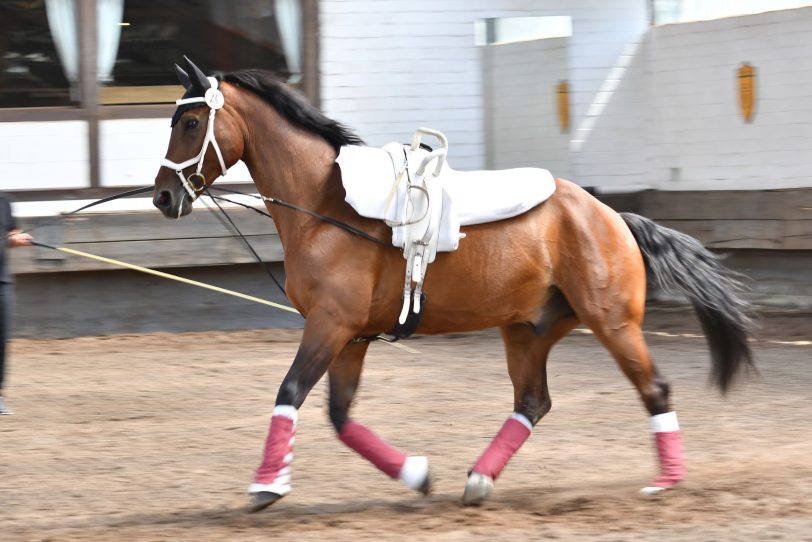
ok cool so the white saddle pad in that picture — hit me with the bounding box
[336,144,556,251]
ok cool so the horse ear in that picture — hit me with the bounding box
[183,55,211,94]
[174,63,192,90]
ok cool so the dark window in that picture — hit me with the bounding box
[0,0,302,108]
[103,0,298,105]
[0,1,75,108]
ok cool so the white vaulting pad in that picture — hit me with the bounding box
[336,144,556,251]
[337,145,401,222]
[442,166,556,227]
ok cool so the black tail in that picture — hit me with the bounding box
[621,213,754,392]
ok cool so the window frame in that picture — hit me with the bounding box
[0,0,319,195]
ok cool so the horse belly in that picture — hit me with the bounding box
[413,222,554,334]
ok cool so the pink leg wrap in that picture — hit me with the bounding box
[471,415,532,480]
[338,419,406,479]
[652,430,685,488]
[254,413,296,485]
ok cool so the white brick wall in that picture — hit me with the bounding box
[484,5,812,190]
[641,7,812,190]
[319,0,648,170]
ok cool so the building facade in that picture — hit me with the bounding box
[3,1,812,337]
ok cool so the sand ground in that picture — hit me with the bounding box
[1,307,810,541]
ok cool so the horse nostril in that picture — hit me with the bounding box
[155,190,172,209]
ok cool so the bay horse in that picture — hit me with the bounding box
[153,58,753,512]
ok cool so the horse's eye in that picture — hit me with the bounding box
[185,118,199,129]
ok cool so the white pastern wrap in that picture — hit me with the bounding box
[398,456,429,490]
[511,412,534,432]
[650,411,679,433]
[272,404,298,422]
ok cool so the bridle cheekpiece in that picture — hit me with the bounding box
[161,72,228,200]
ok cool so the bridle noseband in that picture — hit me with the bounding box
[161,76,228,200]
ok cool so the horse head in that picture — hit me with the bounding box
[153,56,244,218]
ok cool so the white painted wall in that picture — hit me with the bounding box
[483,37,571,179]
[100,119,172,187]
[99,119,253,187]
[0,121,89,190]
[319,0,648,170]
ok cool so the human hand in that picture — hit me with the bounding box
[8,230,32,248]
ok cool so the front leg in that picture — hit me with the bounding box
[247,319,354,513]
[329,341,431,495]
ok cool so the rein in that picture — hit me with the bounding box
[208,186,391,247]
[23,193,420,357]
[200,188,287,295]
[158,73,390,248]
[23,68,409,346]
[23,185,402,344]
[21,185,154,238]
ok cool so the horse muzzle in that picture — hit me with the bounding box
[153,183,193,219]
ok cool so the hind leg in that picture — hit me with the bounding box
[588,322,685,495]
[328,341,431,494]
[463,318,576,506]
[553,205,685,495]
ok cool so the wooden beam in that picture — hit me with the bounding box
[11,209,283,274]
[640,189,812,221]
[78,0,100,188]
[657,219,812,250]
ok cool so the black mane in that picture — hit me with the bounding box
[218,69,364,151]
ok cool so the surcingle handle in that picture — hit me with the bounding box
[414,149,447,178]
[411,127,449,152]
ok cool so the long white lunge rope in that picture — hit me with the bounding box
[30,241,420,354]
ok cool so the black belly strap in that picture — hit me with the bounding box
[353,293,426,343]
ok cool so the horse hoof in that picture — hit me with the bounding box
[418,471,433,496]
[462,472,494,506]
[247,491,283,513]
[401,456,431,495]
[640,484,675,497]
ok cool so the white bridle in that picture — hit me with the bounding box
[161,76,228,200]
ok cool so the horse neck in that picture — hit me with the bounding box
[234,92,340,247]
